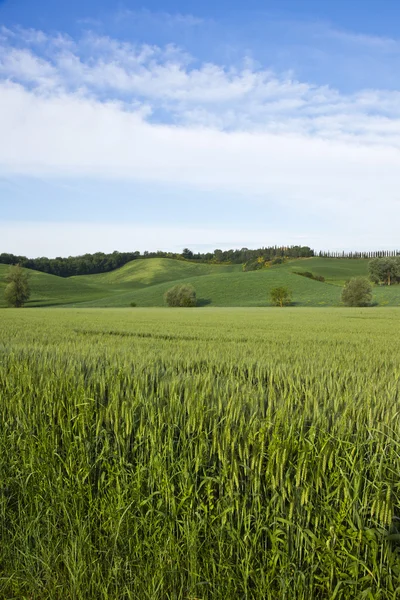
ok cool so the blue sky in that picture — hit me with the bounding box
[1,0,400,256]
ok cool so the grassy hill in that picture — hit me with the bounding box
[72,268,341,307]
[73,258,239,288]
[1,257,400,308]
[0,264,109,307]
[281,257,369,285]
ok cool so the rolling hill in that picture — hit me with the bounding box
[1,257,399,308]
[281,257,370,285]
[0,264,109,307]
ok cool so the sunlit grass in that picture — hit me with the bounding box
[1,307,400,599]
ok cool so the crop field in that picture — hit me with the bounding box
[1,307,400,599]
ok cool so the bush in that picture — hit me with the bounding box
[341,277,372,307]
[294,271,325,282]
[243,261,261,272]
[130,302,137,307]
[270,286,292,307]
[164,284,197,307]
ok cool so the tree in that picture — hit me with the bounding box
[369,257,400,286]
[182,248,194,260]
[270,286,292,307]
[4,264,31,307]
[164,284,197,307]
[341,277,372,307]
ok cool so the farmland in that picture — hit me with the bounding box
[1,257,400,308]
[1,307,400,599]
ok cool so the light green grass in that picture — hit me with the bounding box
[1,307,400,599]
[283,257,370,284]
[1,257,400,308]
[0,264,109,307]
[72,267,342,307]
[73,257,239,288]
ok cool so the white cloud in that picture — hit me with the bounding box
[1,25,400,145]
[1,80,400,213]
[326,28,400,51]
[2,26,400,250]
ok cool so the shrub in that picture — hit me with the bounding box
[341,277,372,307]
[242,259,266,272]
[270,286,292,307]
[164,284,197,307]
[294,271,325,282]
[130,302,137,307]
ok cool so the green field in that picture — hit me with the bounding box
[1,257,400,307]
[1,307,400,599]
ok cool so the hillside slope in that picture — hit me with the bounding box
[74,258,239,288]
[282,257,369,285]
[0,264,109,307]
[2,257,400,308]
[67,268,342,307]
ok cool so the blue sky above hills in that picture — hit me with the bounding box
[1,0,400,256]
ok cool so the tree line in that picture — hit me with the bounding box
[318,250,400,259]
[0,246,314,278]
[2,247,400,280]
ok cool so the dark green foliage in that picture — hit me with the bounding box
[242,258,265,272]
[271,257,284,265]
[0,250,142,277]
[341,277,372,306]
[369,257,400,286]
[164,284,197,307]
[0,246,315,276]
[319,249,400,258]
[294,271,325,282]
[4,265,30,307]
[130,301,137,307]
[181,248,194,259]
[270,286,292,307]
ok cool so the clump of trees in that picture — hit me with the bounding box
[341,277,372,307]
[4,265,31,307]
[164,284,197,307]
[369,257,400,286]
[270,287,292,307]
[0,246,315,278]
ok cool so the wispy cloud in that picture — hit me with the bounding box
[114,9,206,28]
[2,25,400,149]
[2,24,400,249]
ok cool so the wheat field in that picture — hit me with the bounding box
[1,307,400,599]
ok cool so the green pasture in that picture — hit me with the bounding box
[282,257,370,284]
[1,257,400,307]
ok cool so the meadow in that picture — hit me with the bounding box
[1,307,400,599]
[1,257,400,308]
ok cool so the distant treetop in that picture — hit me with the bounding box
[0,246,314,278]
[1,246,399,279]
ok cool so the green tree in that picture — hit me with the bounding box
[368,257,400,286]
[164,284,197,307]
[4,264,31,307]
[341,277,372,307]
[270,286,292,307]
[181,248,194,260]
